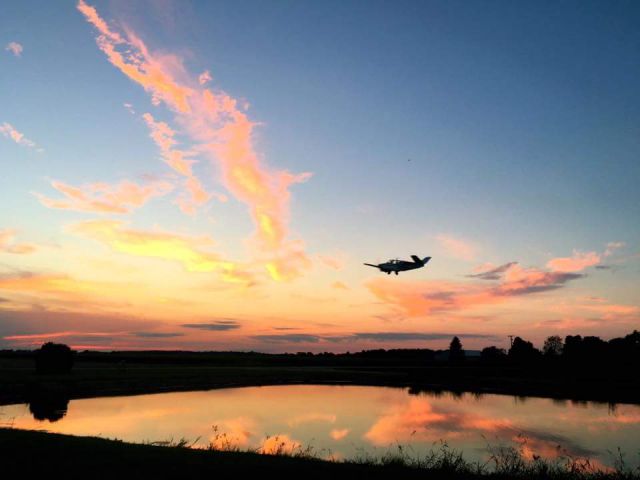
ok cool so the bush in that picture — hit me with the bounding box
[35,342,75,374]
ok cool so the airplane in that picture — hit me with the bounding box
[364,255,431,275]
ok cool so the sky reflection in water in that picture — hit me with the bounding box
[2,385,639,468]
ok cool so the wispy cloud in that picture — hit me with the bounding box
[182,320,240,331]
[133,331,184,338]
[251,331,493,345]
[198,70,212,85]
[604,241,625,257]
[35,179,173,214]
[5,42,23,57]
[77,1,313,281]
[72,219,254,284]
[350,332,495,342]
[331,281,349,290]
[435,233,477,261]
[367,260,585,317]
[0,122,40,150]
[0,229,36,254]
[252,334,322,343]
[467,262,517,280]
[142,112,217,214]
[546,250,600,273]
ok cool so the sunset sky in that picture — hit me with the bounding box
[1,0,638,352]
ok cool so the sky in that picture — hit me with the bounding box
[0,0,638,352]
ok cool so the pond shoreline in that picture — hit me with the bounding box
[1,428,637,479]
[1,360,639,407]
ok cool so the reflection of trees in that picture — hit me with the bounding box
[28,390,70,422]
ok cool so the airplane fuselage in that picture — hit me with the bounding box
[364,256,431,275]
[379,260,422,273]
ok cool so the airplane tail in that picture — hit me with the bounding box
[411,255,431,265]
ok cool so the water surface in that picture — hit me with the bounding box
[2,385,639,468]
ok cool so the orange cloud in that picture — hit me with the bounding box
[142,112,214,214]
[546,250,600,273]
[435,233,477,261]
[367,262,584,316]
[35,179,173,214]
[330,428,350,440]
[318,252,348,270]
[0,229,36,254]
[258,434,301,455]
[72,219,254,284]
[5,42,23,57]
[78,1,313,280]
[0,122,38,149]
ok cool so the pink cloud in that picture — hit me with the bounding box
[367,262,584,317]
[142,112,215,214]
[198,70,212,85]
[0,229,36,254]
[0,122,39,149]
[35,179,173,214]
[5,42,23,57]
[435,233,477,261]
[78,1,313,280]
[546,250,601,273]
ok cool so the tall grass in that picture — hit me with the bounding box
[141,426,640,479]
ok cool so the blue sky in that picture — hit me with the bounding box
[0,0,638,351]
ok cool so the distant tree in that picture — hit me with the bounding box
[508,337,540,363]
[35,342,75,374]
[563,335,607,364]
[543,335,563,357]
[481,346,507,363]
[449,336,465,363]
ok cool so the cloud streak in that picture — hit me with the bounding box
[367,261,585,317]
[72,219,254,284]
[435,234,477,261]
[5,42,23,57]
[77,1,313,281]
[35,179,173,214]
[182,320,241,331]
[0,122,39,149]
[142,112,217,214]
[0,230,36,254]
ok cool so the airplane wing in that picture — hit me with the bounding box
[363,263,380,268]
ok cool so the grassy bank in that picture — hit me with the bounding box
[1,354,639,406]
[0,428,637,479]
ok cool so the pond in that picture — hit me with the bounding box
[2,385,639,469]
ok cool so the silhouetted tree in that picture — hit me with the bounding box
[35,342,75,374]
[543,335,563,357]
[508,337,540,364]
[449,336,465,363]
[481,346,507,363]
[563,335,607,364]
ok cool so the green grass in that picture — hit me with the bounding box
[1,428,638,480]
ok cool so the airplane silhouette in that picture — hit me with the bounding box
[364,255,431,275]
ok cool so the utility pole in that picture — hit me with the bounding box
[508,335,514,349]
